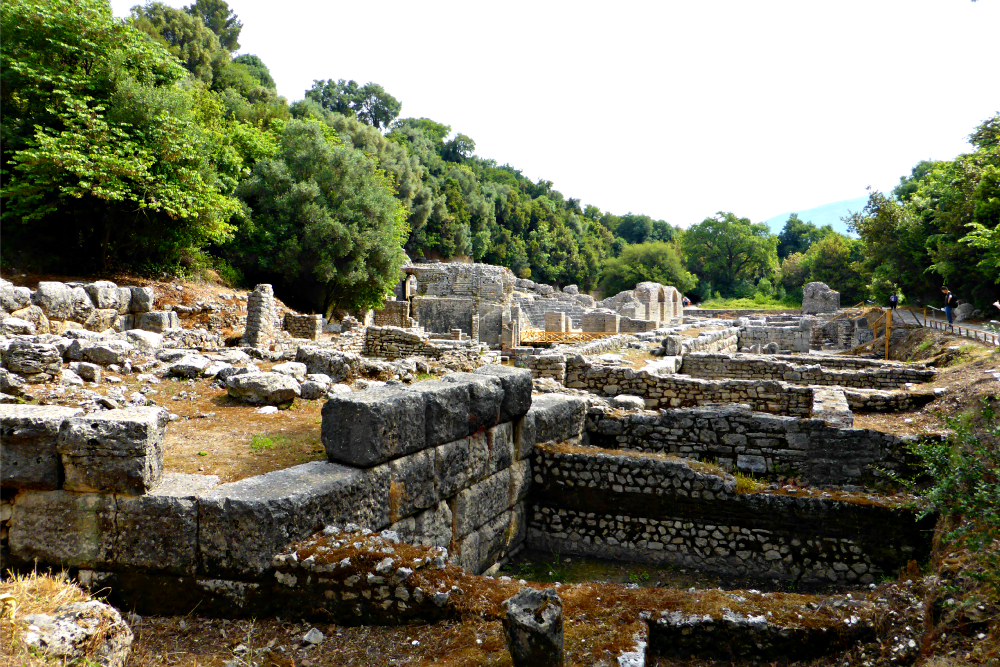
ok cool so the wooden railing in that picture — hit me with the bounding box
[519,330,624,344]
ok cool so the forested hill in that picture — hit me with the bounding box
[2,0,998,315]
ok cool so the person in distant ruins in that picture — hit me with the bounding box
[682,296,691,307]
[941,286,958,325]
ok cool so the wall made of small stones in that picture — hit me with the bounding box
[283,313,322,341]
[738,325,810,353]
[564,356,814,416]
[362,326,449,360]
[584,404,915,484]
[679,353,935,389]
[527,445,933,585]
[662,328,739,356]
[373,301,415,328]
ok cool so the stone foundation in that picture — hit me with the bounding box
[283,313,322,341]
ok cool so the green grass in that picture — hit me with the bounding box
[415,372,438,382]
[696,296,801,310]
[249,433,285,453]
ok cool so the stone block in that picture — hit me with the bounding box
[1,317,35,336]
[414,380,471,447]
[84,309,119,333]
[125,330,162,356]
[129,287,156,313]
[10,305,49,334]
[136,311,179,333]
[0,284,31,312]
[434,431,489,498]
[170,355,211,378]
[58,407,168,495]
[32,282,73,320]
[84,281,132,314]
[3,340,61,380]
[487,422,515,475]
[510,459,531,504]
[383,449,438,520]
[226,372,301,405]
[474,365,532,423]
[390,500,452,548]
[9,490,116,567]
[83,340,133,365]
[198,461,390,577]
[1,405,82,489]
[453,468,512,538]
[441,372,504,433]
[322,386,426,467]
[526,394,586,446]
[272,361,307,381]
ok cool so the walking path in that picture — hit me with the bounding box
[889,307,999,346]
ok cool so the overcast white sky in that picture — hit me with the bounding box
[111,0,1000,227]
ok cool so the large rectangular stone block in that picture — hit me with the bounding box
[10,490,116,567]
[198,461,389,577]
[414,380,471,446]
[474,365,532,424]
[1,405,82,489]
[452,468,511,538]
[434,431,489,498]
[440,372,504,433]
[382,448,437,521]
[486,422,514,475]
[523,394,586,448]
[322,386,426,467]
[57,407,168,495]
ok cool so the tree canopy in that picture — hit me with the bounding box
[306,79,402,130]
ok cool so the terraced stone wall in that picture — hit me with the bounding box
[527,445,934,585]
[584,404,915,484]
[679,353,935,389]
[737,322,811,352]
[662,327,739,356]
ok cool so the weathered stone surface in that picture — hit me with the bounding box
[612,394,646,411]
[10,490,116,566]
[58,407,168,494]
[23,600,133,667]
[32,282,74,320]
[272,361,307,381]
[524,394,586,447]
[502,588,564,667]
[475,365,531,423]
[3,340,61,380]
[1,316,35,335]
[322,386,426,467]
[129,286,156,313]
[198,461,390,577]
[84,308,119,332]
[125,329,162,355]
[389,500,453,548]
[83,340,133,365]
[61,369,84,386]
[226,372,301,405]
[0,283,31,312]
[169,355,211,377]
[11,304,50,334]
[0,367,26,396]
[84,281,132,314]
[453,468,512,537]
[434,431,489,498]
[414,379,471,446]
[802,281,840,314]
[299,381,328,400]
[1,404,82,489]
[441,372,504,433]
[69,362,101,383]
[382,449,437,519]
[295,347,363,383]
[136,311,179,332]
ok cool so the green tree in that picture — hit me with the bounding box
[682,212,778,296]
[599,242,697,297]
[801,233,866,304]
[227,120,409,314]
[305,79,402,130]
[776,213,833,258]
[130,1,229,85]
[232,54,275,89]
[186,0,241,51]
[2,0,240,272]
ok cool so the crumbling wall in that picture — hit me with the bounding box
[283,313,322,341]
[373,300,416,328]
[407,263,515,302]
[585,403,915,484]
[242,284,276,348]
[662,327,739,356]
[679,353,936,389]
[737,320,811,352]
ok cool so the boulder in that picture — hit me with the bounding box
[295,346,363,382]
[84,281,132,314]
[1,316,35,335]
[23,600,133,667]
[10,305,50,334]
[57,407,169,494]
[2,340,61,381]
[83,340,134,366]
[226,372,301,405]
[611,394,646,411]
[562,284,579,295]
[0,368,26,396]
[272,361,307,381]
[502,588,564,667]
[125,329,162,355]
[169,355,211,378]
[84,308,119,332]
[32,282,74,320]
[69,362,101,383]
[61,369,85,386]
[802,282,840,314]
[129,286,156,313]
[0,283,31,312]
[300,381,328,400]
[136,311,179,332]
[953,303,974,323]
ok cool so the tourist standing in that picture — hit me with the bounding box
[889,292,898,310]
[942,287,958,325]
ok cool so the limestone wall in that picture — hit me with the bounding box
[407,263,515,302]
[737,322,811,352]
[584,404,915,484]
[373,301,416,328]
[243,284,276,347]
[679,353,936,389]
[411,297,508,346]
[662,327,740,356]
[363,326,478,360]
[564,356,815,416]
[283,313,322,341]
[527,444,933,585]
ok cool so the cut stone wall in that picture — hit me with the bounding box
[584,403,915,484]
[679,353,936,389]
[283,313,322,341]
[737,321,811,353]
[581,311,620,333]
[362,326,466,360]
[406,263,516,302]
[411,297,509,346]
[662,327,739,356]
[564,356,814,416]
[373,300,417,328]
[527,444,933,585]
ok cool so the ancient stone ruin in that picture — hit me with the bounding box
[0,264,946,664]
[802,281,841,314]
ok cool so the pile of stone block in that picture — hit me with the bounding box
[0,279,172,335]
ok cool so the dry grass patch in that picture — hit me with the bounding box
[0,569,91,667]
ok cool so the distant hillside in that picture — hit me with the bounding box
[762,195,869,237]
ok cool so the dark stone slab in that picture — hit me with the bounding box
[322,386,426,467]
[474,365,533,423]
[1,405,81,489]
